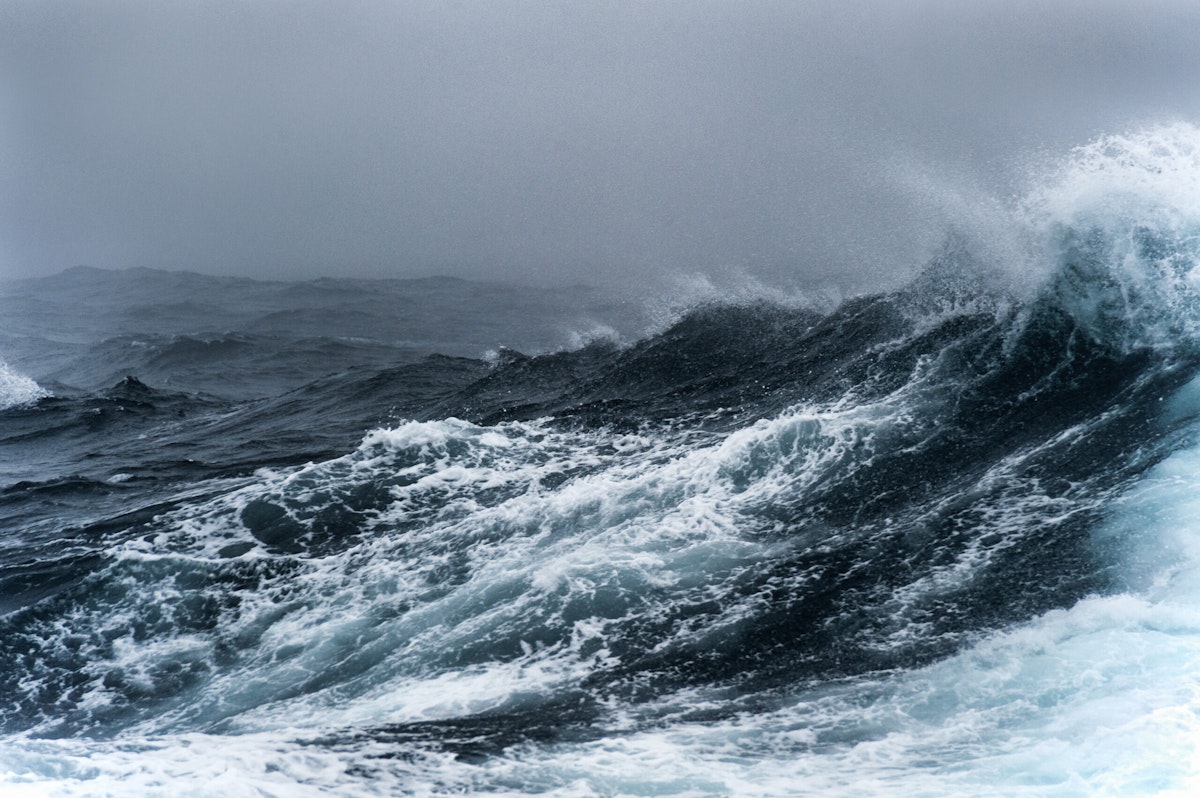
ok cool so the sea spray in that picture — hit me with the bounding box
[0,360,47,410]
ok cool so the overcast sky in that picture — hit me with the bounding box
[3,0,1200,292]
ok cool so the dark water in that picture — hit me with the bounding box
[4,128,1200,796]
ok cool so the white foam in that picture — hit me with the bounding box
[899,123,1200,351]
[0,359,47,410]
[1016,123,1200,350]
[0,732,458,798]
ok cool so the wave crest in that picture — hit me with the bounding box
[0,359,48,410]
[1018,123,1200,351]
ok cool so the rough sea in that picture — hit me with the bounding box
[4,126,1200,796]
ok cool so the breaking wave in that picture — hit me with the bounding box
[0,360,47,411]
[5,125,1200,795]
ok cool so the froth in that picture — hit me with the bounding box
[0,359,47,410]
[1017,123,1200,350]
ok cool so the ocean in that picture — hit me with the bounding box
[3,126,1200,796]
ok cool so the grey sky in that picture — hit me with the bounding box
[3,1,1200,293]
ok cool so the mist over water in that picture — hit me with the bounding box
[1,124,1200,795]
[7,1,1200,294]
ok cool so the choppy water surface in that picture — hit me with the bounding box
[5,126,1200,795]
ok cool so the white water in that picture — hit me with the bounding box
[4,456,1200,796]
[0,360,47,410]
[4,387,1200,796]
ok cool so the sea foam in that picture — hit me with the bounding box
[0,360,47,410]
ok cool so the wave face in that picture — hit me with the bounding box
[6,125,1200,795]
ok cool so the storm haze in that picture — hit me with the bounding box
[4,0,1200,293]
